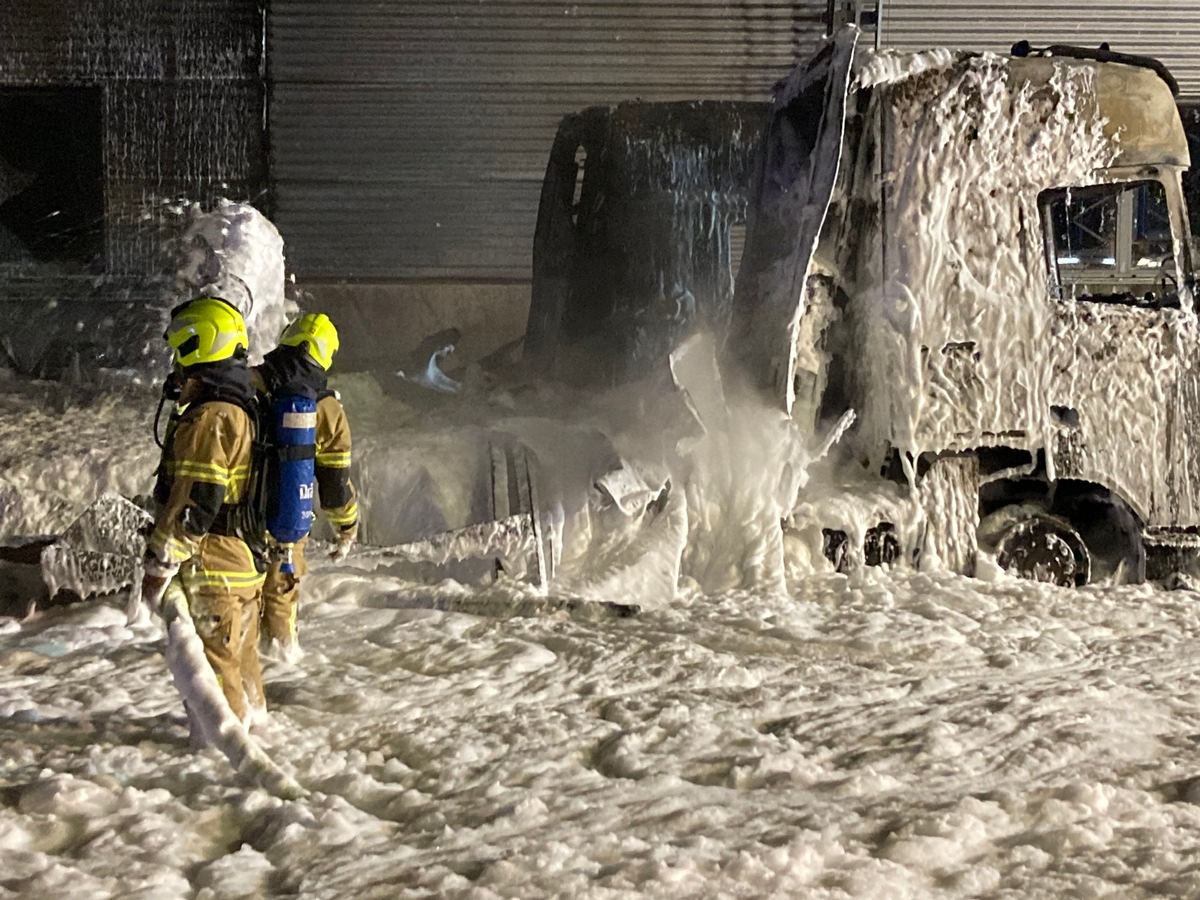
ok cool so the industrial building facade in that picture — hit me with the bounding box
[1,1,1198,371]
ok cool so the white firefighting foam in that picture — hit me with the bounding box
[840,51,1200,532]
[854,47,956,89]
[854,53,1117,471]
[0,376,160,538]
[170,199,296,365]
[5,341,1200,896]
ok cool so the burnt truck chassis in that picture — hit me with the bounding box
[526,32,1200,589]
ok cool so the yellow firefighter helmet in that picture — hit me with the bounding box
[279,312,339,370]
[165,297,249,367]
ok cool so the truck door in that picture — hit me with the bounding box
[1040,176,1200,526]
[731,26,858,416]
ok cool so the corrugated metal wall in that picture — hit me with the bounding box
[879,1,1200,99]
[269,0,830,281]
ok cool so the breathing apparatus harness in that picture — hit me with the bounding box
[246,346,325,574]
[150,361,267,560]
[151,334,325,577]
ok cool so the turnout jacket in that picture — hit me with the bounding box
[148,367,265,592]
[148,397,265,592]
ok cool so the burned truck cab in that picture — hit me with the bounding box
[1031,52,1199,583]
[1033,47,1194,311]
[735,28,1200,585]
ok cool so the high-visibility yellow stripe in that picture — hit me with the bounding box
[165,460,249,483]
[183,564,266,592]
[167,536,264,589]
[316,451,351,468]
[222,484,246,503]
[164,459,250,476]
[183,568,266,589]
[148,531,194,563]
[326,501,358,527]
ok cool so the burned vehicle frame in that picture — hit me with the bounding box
[529,27,1200,588]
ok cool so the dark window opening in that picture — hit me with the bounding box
[1038,180,1178,308]
[0,87,104,273]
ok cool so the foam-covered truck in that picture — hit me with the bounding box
[733,28,1198,585]
[530,27,1200,586]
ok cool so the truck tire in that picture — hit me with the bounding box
[980,505,1090,587]
[1050,488,1145,585]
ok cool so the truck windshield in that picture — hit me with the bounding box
[1038,180,1179,308]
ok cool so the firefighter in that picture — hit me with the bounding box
[139,297,268,727]
[253,312,358,661]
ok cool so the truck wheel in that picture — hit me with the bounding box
[984,508,1090,587]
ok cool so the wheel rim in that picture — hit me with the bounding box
[995,516,1090,587]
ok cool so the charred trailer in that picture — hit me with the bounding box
[736,28,1200,586]
[525,101,766,385]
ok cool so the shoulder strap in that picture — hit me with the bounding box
[180,392,260,435]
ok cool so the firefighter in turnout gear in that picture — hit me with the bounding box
[140,297,268,727]
[253,312,359,660]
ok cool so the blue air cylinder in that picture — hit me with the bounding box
[267,394,317,573]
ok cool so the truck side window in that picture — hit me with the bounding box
[1038,180,1178,308]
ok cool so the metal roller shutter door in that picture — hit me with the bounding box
[269,0,830,280]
